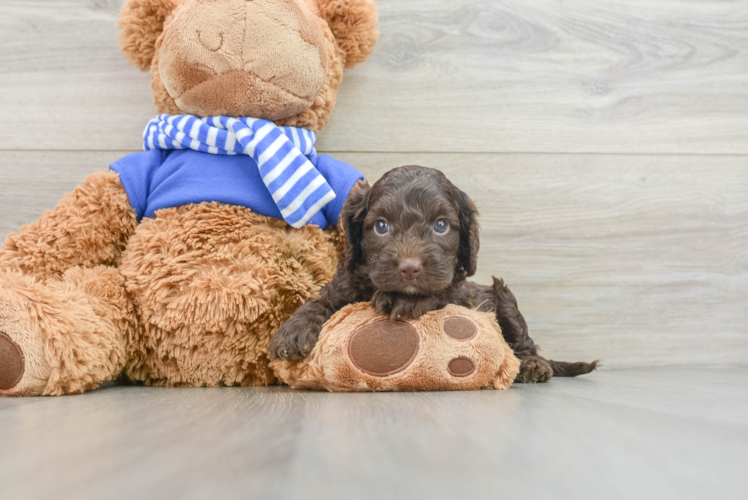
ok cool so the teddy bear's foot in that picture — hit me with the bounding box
[0,331,49,396]
[0,332,23,391]
[0,267,133,397]
[0,290,51,397]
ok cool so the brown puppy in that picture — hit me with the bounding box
[268,165,597,382]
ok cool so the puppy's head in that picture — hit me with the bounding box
[341,165,479,295]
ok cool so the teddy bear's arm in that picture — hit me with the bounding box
[316,0,379,68]
[0,171,137,281]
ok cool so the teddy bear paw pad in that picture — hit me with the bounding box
[443,316,477,341]
[348,320,419,376]
[447,356,475,377]
[0,331,25,390]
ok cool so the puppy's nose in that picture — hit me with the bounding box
[398,259,422,281]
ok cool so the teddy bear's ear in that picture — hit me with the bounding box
[316,0,379,69]
[118,0,181,71]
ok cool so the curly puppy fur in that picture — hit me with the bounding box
[269,166,598,383]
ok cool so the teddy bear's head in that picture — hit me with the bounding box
[119,0,378,131]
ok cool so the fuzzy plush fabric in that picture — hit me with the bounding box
[119,0,182,72]
[0,172,340,395]
[0,171,138,281]
[118,0,379,131]
[0,173,141,396]
[158,0,328,119]
[316,0,379,69]
[119,202,339,387]
[0,266,133,396]
[271,303,521,392]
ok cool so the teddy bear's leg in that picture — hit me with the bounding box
[0,171,138,396]
[0,266,134,396]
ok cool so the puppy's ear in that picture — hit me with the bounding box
[339,179,372,271]
[453,186,480,277]
[118,0,181,71]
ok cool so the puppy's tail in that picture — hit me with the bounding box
[486,277,599,379]
[548,359,599,377]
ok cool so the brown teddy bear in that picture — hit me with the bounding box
[0,0,378,396]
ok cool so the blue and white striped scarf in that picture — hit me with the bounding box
[143,114,335,228]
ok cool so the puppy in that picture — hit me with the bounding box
[269,165,597,382]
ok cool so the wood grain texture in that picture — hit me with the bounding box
[1,369,747,500]
[1,151,746,368]
[1,0,747,153]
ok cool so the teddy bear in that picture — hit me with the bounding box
[0,0,378,396]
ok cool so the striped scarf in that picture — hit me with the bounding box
[143,114,335,228]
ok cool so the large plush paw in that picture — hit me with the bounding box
[0,288,51,397]
[0,331,25,392]
[515,355,553,383]
[268,321,321,361]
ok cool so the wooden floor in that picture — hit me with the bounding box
[1,1,747,497]
[1,368,747,500]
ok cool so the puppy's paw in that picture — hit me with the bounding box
[515,355,553,383]
[268,322,321,361]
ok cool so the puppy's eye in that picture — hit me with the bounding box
[433,219,449,234]
[374,219,390,235]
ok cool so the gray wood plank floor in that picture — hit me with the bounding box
[1,368,746,500]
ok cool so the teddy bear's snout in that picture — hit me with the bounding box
[157,0,328,119]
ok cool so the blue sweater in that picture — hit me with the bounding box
[110,149,363,229]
